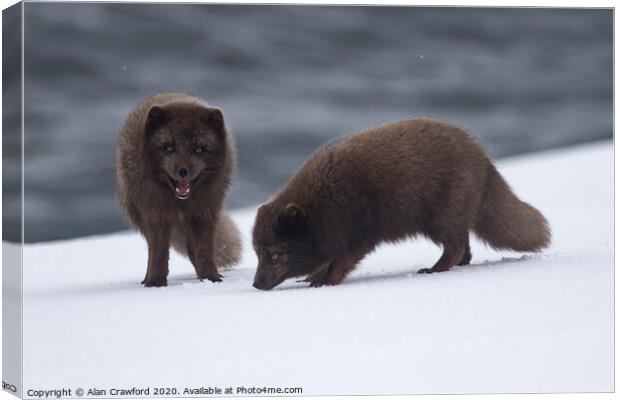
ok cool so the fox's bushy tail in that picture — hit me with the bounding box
[212,212,242,269]
[170,211,241,268]
[474,162,551,252]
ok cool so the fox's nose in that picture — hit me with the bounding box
[253,277,266,290]
[178,167,188,178]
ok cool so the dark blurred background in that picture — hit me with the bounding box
[3,4,613,242]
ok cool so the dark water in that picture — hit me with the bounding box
[3,4,613,242]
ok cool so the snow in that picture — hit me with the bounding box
[16,142,613,395]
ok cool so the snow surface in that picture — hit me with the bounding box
[16,142,613,395]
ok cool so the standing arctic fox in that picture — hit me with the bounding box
[252,118,550,290]
[116,92,241,287]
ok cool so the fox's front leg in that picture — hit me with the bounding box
[310,250,367,287]
[188,218,221,283]
[142,224,171,287]
[304,261,332,287]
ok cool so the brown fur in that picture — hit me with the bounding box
[116,92,241,287]
[252,118,550,290]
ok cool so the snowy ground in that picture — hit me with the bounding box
[16,142,613,396]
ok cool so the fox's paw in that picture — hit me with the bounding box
[457,251,472,266]
[308,278,330,288]
[304,267,330,288]
[417,268,436,274]
[199,272,223,283]
[143,276,168,287]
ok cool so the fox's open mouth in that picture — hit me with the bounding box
[170,178,195,200]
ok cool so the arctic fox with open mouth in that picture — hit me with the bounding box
[116,92,241,287]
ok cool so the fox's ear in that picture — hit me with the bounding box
[203,107,225,133]
[145,105,168,133]
[278,203,307,234]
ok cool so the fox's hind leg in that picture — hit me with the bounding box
[418,232,467,274]
[457,235,472,266]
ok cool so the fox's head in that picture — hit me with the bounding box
[144,103,228,200]
[252,202,329,290]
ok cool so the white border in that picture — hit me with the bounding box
[0,2,615,400]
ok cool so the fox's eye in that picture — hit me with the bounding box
[195,147,203,154]
[165,145,174,153]
[268,253,280,264]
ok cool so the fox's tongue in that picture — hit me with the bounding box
[175,179,191,198]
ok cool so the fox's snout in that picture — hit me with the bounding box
[166,162,199,181]
[253,267,287,290]
[253,273,271,290]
